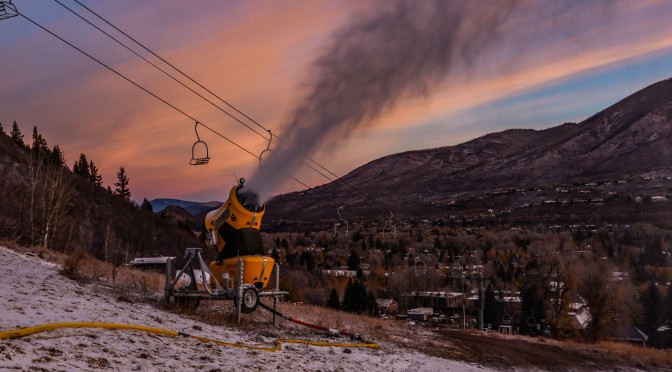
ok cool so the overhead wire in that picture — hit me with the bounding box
[15,7,343,208]
[52,0,269,140]
[63,0,386,211]
[16,11,258,161]
[14,1,396,217]
[70,0,343,180]
[67,0,339,182]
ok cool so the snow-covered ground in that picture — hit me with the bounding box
[0,246,490,371]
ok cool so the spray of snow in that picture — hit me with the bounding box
[244,0,615,202]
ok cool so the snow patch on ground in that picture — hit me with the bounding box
[0,246,489,371]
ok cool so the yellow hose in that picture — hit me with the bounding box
[0,322,380,352]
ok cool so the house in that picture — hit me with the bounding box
[567,301,592,330]
[129,256,175,272]
[376,299,398,315]
[607,323,649,346]
[402,291,466,311]
[408,307,433,321]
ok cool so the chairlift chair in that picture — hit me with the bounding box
[190,122,210,165]
[333,206,349,237]
[382,223,396,240]
[0,1,18,20]
[414,256,426,276]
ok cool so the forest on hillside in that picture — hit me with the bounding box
[0,121,199,264]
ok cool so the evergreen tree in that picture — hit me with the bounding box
[520,258,546,336]
[327,288,341,310]
[300,251,316,272]
[49,145,65,167]
[0,121,4,135]
[483,284,499,329]
[367,290,379,317]
[114,166,131,201]
[347,250,360,270]
[10,121,24,146]
[343,279,368,314]
[73,153,90,179]
[89,160,103,187]
[140,198,153,212]
[642,281,662,332]
[31,126,49,158]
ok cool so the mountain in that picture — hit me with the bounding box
[151,198,220,216]
[264,78,672,223]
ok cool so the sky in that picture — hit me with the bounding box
[1,0,672,203]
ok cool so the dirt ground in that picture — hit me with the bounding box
[416,329,643,371]
[229,301,672,372]
[378,328,672,371]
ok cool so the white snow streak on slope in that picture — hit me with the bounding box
[0,246,489,371]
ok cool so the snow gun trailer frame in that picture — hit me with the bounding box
[164,248,288,324]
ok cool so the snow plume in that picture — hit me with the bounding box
[245,0,524,202]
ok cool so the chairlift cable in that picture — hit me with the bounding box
[15,11,259,161]
[52,0,269,141]
[11,9,354,212]
[71,0,269,137]
[66,0,385,208]
[16,5,387,217]
[70,0,344,181]
[63,0,360,198]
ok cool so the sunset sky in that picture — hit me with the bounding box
[2,0,672,203]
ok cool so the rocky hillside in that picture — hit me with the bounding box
[265,78,672,222]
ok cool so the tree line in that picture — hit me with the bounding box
[2,121,153,210]
[266,220,672,346]
[0,120,195,259]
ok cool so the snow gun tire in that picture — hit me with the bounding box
[236,286,259,314]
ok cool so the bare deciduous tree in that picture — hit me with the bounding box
[578,257,614,342]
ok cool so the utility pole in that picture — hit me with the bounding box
[478,270,484,331]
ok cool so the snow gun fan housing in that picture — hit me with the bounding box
[203,185,265,262]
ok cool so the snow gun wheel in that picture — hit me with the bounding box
[235,286,259,314]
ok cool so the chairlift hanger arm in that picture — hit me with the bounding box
[258,130,273,168]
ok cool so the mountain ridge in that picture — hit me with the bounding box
[264,78,672,222]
